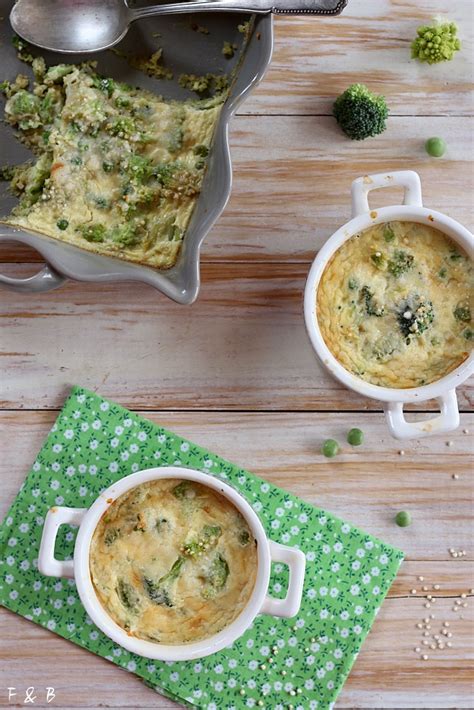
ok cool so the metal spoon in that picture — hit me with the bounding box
[10,0,347,54]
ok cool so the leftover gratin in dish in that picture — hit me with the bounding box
[1,57,223,269]
[317,221,473,388]
[89,478,257,644]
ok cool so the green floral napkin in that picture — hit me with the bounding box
[0,386,403,710]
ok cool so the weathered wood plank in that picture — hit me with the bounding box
[0,263,472,412]
[1,593,472,708]
[1,116,472,264]
[241,0,474,116]
[1,411,472,560]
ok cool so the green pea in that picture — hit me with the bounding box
[425,137,446,158]
[56,219,69,230]
[322,439,339,458]
[347,428,364,446]
[395,511,411,527]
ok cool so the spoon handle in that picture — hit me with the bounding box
[132,0,347,18]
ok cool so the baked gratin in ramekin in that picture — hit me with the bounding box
[317,220,472,389]
[89,477,258,644]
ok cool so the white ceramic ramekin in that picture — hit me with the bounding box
[38,466,306,661]
[304,170,473,440]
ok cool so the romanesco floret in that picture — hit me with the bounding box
[411,20,461,64]
[333,84,388,141]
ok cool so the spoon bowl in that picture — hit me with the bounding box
[10,0,133,53]
[10,0,348,54]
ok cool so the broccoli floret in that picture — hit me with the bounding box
[116,579,140,612]
[44,64,74,84]
[453,300,471,323]
[361,285,385,317]
[194,144,209,158]
[110,223,141,248]
[77,223,106,243]
[104,528,120,545]
[143,557,185,607]
[92,75,116,96]
[370,251,386,270]
[6,89,42,130]
[106,116,136,138]
[172,481,194,499]
[372,333,399,362]
[383,224,396,242]
[397,296,434,339]
[333,83,388,140]
[168,224,183,242]
[181,524,222,557]
[202,553,229,599]
[123,154,154,184]
[238,529,250,546]
[411,20,461,64]
[387,250,414,277]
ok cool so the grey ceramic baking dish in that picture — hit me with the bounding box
[0,4,273,302]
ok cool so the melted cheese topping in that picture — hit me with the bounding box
[2,64,222,269]
[317,221,473,388]
[89,479,257,644]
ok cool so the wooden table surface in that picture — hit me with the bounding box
[1,1,473,708]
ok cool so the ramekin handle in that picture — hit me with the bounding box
[38,506,86,578]
[384,389,460,440]
[351,170,423,217]
[260,541,306,618]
